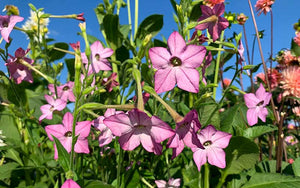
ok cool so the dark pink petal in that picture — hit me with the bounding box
[171,140,185,158]
[206,147,226,168]
[61,179,81,188]
[99,48,114,59]
[167,134,179,148]
[91,59,112,73]
[181,45,206,68]
[128,109,152,127]
[75,121,91,138]
[140,132,155,153]
[211,131,232,149]
[255,84,267,101]
[258,107,268,122]
[93,116,106,131]
[213,3,225,17]
[45,124,65,141]
[98,128,113,147]
[262,93,272,106]
[168,31,186,56]
[217,17,229,31]
[149,47,171,69]
[154,68,176,93]
[74,138,89,154]
[118,131,140,151]
[193,148,207,171]
[150,115,175,143]
[104,113,133,136]
[247,108,258,126]
[195,21,210,30]
[209,23,219,41]
[244,93,260,108]
[62,112,74,131]
[176,67,200,93]
[201,5,213,16]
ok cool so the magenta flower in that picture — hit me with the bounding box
[102,72,119,92]
[196,3,229,41]
[0,15,24,43]
[5,48,34,84]
[93,108,123,147]
[45,112,91,159]
[238,39,245,65]
[192,125,232,170]
[90,41,113,73]
[76,13,85,22]
[39,95,67,122]
[149,31,206,93]
[167,110,203,158]
[104,109,175,155]
[244,84,271,126]
[61,179,80,188]
[155,178,181,188]
[48,81,76,102]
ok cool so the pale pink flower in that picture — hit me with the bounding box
[149,31,206,93]
[287,124,296,130]
[280,66,300,98]
[244,84,271,126]
[167,110,203,158]
[255,0,274,16]
[155,178,181,188]
[61,179,80,188]
[192,125,232,170]
[39,95,67,122]
[293,106,300,117]
[90,41,113,73]
[45,112,91,159]
[238,39,245,65]
[196,3,229,41]
[294,32,300,47]
[277,50,298,66]
[203,0,225,8]
[5,48,34,84]
[102,72,119,92]
[104,109,175,155]
[48,81,76,102]
[0,15,24,43]
[93,108,123,147]
[255,72,266,84]
[285,135,298,146]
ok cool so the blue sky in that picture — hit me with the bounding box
[0,0,299,97]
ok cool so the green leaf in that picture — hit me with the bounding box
[242,173,300,188]
[220,104,248,136]
[103,14,122,50]
[293,157,300,176]
[197,97,220,129]
[243,65,256,70]
[0,110,21,145]
[243,125,277,139]
[52,136,70,172]
[256,160,291,174]
[182,161,200,187]
[135,14,163,41]
[85,180,115,188]
[28,3,37,11]
[49,43,69,62]
[189,2,202,22]
[65,58,75,81]
[77,32,99,44]
[225,136,259,175]
[291,38,300,56]
[6,148,24,166]
[0,162,19,180]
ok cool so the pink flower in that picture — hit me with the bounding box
[238,39,245,65]
[255,0,274,16]
[285,135,298,146]
[149,31,206,93]
[93,108,123,147]
[222,78,231,88]
[45,112,91,159]
[293,107,300,117]
[192,125,232,170]
[280,66,300,98]
[196,3,229,41]
[5,48,34,84]
[0,15,24,43]
[244,84,271,126]
[167,110,203,158]
[155,178,181,188]
[102,72,119,92]
[202,52,212,85]
[76,13,85,22]
[294,32,300,47]
[287,124,296,130]
[61,179,80,188]
[39,95,67,122]
[70,41,80,51]
[90,41,113,73]
[104,109,175,155]
[288,158,294,164]
[48,81,76,102]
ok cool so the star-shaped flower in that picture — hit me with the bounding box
[90,41,113,73]
[155,178,181,188]
[61,179,80,188]
[0,15,23,43]
[149,31,206,93]
[196,3,229,41]
[48,81,76,102]
[244,84,271,126]
[39,95,67,122]
[192,125,232,170]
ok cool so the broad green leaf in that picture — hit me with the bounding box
[220,104,248,136]
[189,2,202,22]
[225,136,259,175]
[243,125,277,139]
[293,157,300,176]
[103,14,122,50]
[65,58,75,81]
[242,173,300,188]
[0,110,21,145]
[0,162,19,180]
[182,161,200,187]
[52,136,70,172]
[85,180,115,188]
[197,97,220,129]
[256,160,291,174]
[6,148,24,166]
[28,3,37,11]
[49,42,69,62]
[135,14,163,41]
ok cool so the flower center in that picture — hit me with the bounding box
[170,56,182,67]
[64,131,72,137]
[63,86,70,91]
[257,100,264,106]
[203,140,212,146]
[2,21,8,28]
[95,54,100,61]
[50,105,55,111]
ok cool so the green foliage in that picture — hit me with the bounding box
[135,14,164,41]
[48,43,69,62]
[103,14,122,50]
[243,125,277,140]
[52,136,70,172]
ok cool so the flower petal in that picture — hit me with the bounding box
[211,131,232,149]
[206,147,226,168]
[45,124,65,141]
[75,121,91,138]
[154,68,176,93]
[149,47,171,69]
[247,108,258,126]
[176,67,200,93]
[62,112,74,131]
[168,31,186,56]
[244,93,260,108]
[150,115,175,143]
[104,113,133,136]
[193,148,207,171]
[74,138,90,154]
[181,45,206,68]
[118,131,140,151]
[258,107,268,122]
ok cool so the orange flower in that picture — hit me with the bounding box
[280,66,300,98]
[203,0,224,8]
[254,0,274,16]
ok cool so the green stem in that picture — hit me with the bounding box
[127,0,133,45]
[111,54,121,104]
[216,170,228,188]
[213,32,224,99]
[204,163,210,188]
[117,146,123,188]
[141,177,154,188]
[134,0,139,39]
[70,102,80,171]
